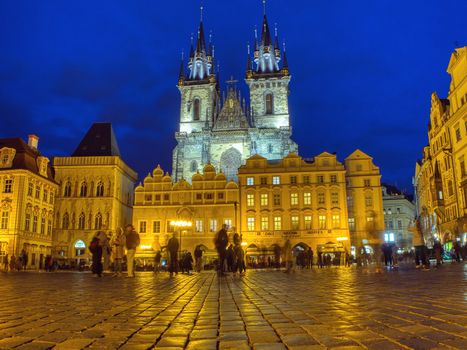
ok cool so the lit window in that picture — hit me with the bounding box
[261,216,269,230]
[247,217,255,231]
[153,221,161,233]
[303,192,311,205]
[1,211,8,229]
[209,219,217,232]
[304,216,312,230]
[247,177,254,186]
[290,193,298,206]
[139,221,147,233]
[366,216,374,223]
[195,220,203,233]
[272,176,280,185]
[384,233,395,242]
[224,219,232,229]
[247,193,255,207]
[318,215,326,229]
[274,216,282,230]
[291,216,299,230]
[348,217,355,231]
[332,214,340,228]
[260,193,268,206]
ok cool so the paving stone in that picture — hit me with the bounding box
[186,339,218,349]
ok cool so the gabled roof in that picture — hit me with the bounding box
[0,137,55,181]
[345,149,372,161]
[72,123,121,157]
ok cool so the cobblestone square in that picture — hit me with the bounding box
[0,264,466,349]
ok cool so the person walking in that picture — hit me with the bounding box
[234,243,246,275]
[453,241,462,262]
[194,246,203,272]
[412,217,429,269]
[317,251,324,268]
[97,230,111,272]
[382,242,392,267]
[9,255,16,271]
[2,254,8,272]
[283,239,293,273]
[306,248,313,269]
[226,244,235,272]
[215,224,229,276]
[111,227,125,276]
[125,224,140,278]
[20,249,28,270]
[167,233,179,277]
[183,251,193,275]
[154,250,162,273]
[89,235,103,277]
[433,240,443,267]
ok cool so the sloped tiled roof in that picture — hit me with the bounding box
[72,122,121,157]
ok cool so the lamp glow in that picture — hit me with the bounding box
[336,237,348,241]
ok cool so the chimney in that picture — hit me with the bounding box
[28,134,39,149]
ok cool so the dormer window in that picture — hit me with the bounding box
[265,93,274,115]
[37,156,49,177]
[0,147,16,169]
[193,98,200,121]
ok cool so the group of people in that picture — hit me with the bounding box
[2,249,28,272]
[215,225,246,276]
[88,224,140,277]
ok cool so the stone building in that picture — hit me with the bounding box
[237,153,351,260]
[132,164,239,264]
[52,123,137,265]
[0,135,58,268]
[382,184,416,251]
[345,150,385,254]
[414,46,467,248]
[172,11,297,182]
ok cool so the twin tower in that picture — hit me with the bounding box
[172,7,297,182]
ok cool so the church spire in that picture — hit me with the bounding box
[246,43,253,78]
[187,3,214,81]
[178,51,185,86]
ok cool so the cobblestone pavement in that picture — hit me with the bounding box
[0,264,466,350]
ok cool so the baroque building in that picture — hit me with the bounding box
[0,135,58,268]
[382,184,416,251]
[414,46,467,248]
[53,123,137,265]
[132,164,239,264]
[237,153,351,257]
[172,10,297,182]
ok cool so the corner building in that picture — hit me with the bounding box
[172,11,297,182]
[237,153,351,256]
[0,136,58,268]
[414,46,467,247]
[53,123,137,265]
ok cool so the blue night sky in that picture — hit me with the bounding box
[1,0,466,192]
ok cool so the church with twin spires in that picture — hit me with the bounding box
[172,8,297,182]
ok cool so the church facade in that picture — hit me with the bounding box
[172,12,297,182]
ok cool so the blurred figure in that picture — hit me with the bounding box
[125,224,140,278]
[2,254,8,272]
[433,240,443,267]
[167,233,179,277]
[9,255,16,271]
[194,246,203,272]
[154,250,162,273]
[307,248,313,269]
[20,249,28,270]
[226,244,235,272]
[283,239,293,273]
[215,224,229,276]
[97,230,111,272]
[111,227,125,276]
[453,241,462,262]
[89,235,103,277]
[182,251,193,274]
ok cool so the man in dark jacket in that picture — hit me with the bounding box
[125,224,140,277]
[215,224,229,275]
[167,233,179,277]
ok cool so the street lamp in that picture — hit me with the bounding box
[170,220,192,256]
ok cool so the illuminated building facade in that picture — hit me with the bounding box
[382,185,416,250]
[52,123,137,264]
[237,153,350,256]
[0,135,58,268]
[172,10,297,182]
[414,46,467,247]
[132,164,239,262]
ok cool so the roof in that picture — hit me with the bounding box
[0,137,55,181]
[72,123,121,157]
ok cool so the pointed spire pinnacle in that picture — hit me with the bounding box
[200,1,204,21]
[246,43,253,78]
[282,41,289,74]
[178,51,185,86]
[263,0,267,15]
[261,13,272,46]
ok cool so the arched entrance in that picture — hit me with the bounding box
[220,147,242,181]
